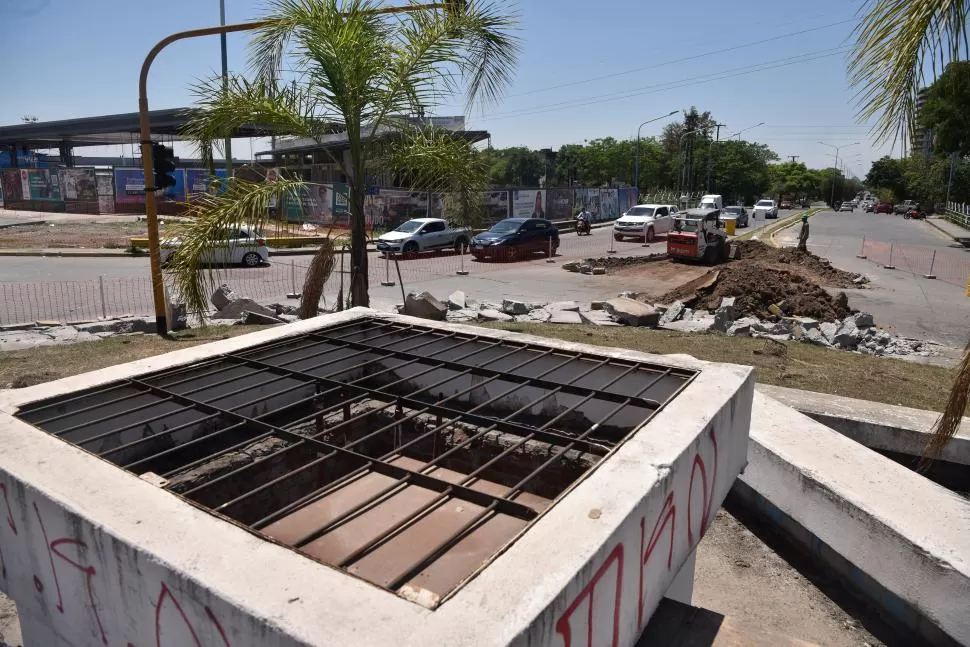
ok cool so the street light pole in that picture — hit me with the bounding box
[219,0,232,180]
[677,128,699,204]
[634,110,677,200]
[819,141,860,208]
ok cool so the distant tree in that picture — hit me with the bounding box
[921,61,970,154]
[480,147,545,186]
[865,156,908,198]
[715,141,776,203]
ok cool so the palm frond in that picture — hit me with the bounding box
[849,0,970,149]
[166,177,305,319]
[923,336,970,465]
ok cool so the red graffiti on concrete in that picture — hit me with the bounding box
[0,483,17,534]
[155,582,231,647]
[555,543,624,647]
[50,538,108,645]
[687,429,718,547]
[637,492,676,626]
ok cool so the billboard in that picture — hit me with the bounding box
[600,188,619,220]
[113,168,186,204]
[96,173,115,213]
[545,188,574,220]
[185,168,228,199]
[483,190,509,224]
[511,189,546,218]
[60,168,98,201]
[1,170,23,203]
[618,188,637,215]
[574,188,601,221]
[19,169,61,201]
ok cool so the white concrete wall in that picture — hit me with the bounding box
[743,391,970,645]
[0,310,754,646]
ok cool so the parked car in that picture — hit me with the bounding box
[874,201,893,214]
[838,202,855,212]
[612,204,677,242]
[779,200,793,210]
[471,217,559,261]
[376,217,471,255]
[864,202,875,212]
[721,205,750,228]
[753,199,779,219]
[894,199,917,214]
[160,224,268,267]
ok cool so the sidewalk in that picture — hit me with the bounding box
[927,215,970,243]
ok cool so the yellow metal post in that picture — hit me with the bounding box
[725,219,736,236]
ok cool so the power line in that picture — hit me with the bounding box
[506,17,856,99]
[480,47,848,122]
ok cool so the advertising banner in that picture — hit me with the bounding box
[1,170,23,203]
[60,168,98,202]
[19,169,61,201]
[483,190,509,224]
[575,187,601,221]
[618,188,637,215]
[511,189,546,218]
[600,188,619,220]
[113,168,185,204]
[185,168,228,199]
[545,188,574,220]
[96,173,115,214]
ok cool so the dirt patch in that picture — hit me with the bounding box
[0,221,149,249]
[650,240,857,322]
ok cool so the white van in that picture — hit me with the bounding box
[698,194,723,211]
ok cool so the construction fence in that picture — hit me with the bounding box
[859,238,970,289]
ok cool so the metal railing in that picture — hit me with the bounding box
[944,202,970,231]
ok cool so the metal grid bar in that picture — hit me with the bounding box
[15,317,698,603]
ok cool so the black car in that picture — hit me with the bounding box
[471,217,560,261]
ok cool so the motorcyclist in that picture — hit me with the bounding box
[576,207,591,233]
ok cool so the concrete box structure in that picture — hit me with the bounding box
[0,309,753,646]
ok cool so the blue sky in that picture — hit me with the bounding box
[2,0,892,178]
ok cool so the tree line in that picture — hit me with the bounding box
[480,107,860,205]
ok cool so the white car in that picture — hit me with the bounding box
[753,199,779,219]
[376,217,471,255]
[612,204,677,242]
[160,224,269,267]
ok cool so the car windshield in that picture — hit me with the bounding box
[725,207,741,214]
[673,218,699,232]
[393,220,424,233]
[488,220,522,234]
[624,207,655,217]
[756,200,774,207]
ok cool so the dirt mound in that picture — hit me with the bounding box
[733,240,857,288]
[656,241,857,322]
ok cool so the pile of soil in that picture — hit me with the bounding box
[656,241,857,322]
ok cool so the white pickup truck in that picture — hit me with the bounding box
[376,218,471,255]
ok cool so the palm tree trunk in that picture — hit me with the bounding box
[349,185,369,308]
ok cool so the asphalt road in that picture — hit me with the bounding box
[776,209,970,348]
[0,211,792,324]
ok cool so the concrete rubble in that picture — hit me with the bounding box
[403,291,447,321]
[0,316,158,351]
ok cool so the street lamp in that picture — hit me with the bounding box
[819,141,860,207]
[730,121,765,141]
[634,110,678,199]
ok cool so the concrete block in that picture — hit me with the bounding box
[546,301,579,312]
[590,301,606,311]
[0,331,58,351]
[547,310,582,324]
[726,316,759,337]
[802,327,830,347]
[713,297,736,333]
[403,291,447,321]
[658,301,685,326]
[591,267,607,275]
[741,392,970,645]
[447,290,466,311]
[786,316,819,331]
[501,299,529,315]
[210,283,240,310]
[524,308,552,323]
[213,299,276,321]
[854,312,875,328]
[478,308,513,322]
[561,261,581,272]
[820,321,838,344]
[833,320,862,349]
[34,319,62,327]
[662,316,716,333]
[579,310,622,326]
[240,311,286,325]
[751,321,792,336]
[603,298,660,327]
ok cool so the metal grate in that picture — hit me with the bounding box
[16,317,696,607]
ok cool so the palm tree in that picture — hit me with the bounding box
[849,0,969,460]
[169,0,518,314]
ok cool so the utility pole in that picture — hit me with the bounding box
[706,123,726,191]
[788,155,799,163]
[220,0,232,179]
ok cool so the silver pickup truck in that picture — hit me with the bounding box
[376,218,471,255]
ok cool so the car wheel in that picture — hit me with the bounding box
[506,246,519,262]
[403,241,419,256]
[645,227,655,243]
[242,252,262,267]
[614,234,623,241]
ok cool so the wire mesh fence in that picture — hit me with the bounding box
[861,239,970,289]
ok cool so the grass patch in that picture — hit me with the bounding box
[0,326,274,388]
[478,322,956,413]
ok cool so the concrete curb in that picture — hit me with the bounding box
[740,391,970,646]
[0,249,134,258]
[766,208,822,248]
[925,216,970,244]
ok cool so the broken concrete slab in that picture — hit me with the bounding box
[658,301,685,326]
[820,321,839,345]
[547,309,582,324]
[403,291,447,321]
[579,310,622,326]
[833,320,863,349]
[478,308,513,322]
[212,298,277,321]
[561,261,581,272]
[240,311,286,325]
[523,309,552,323]
[662,316,716,333]
[546,301,579,312]
[210,284,240,310]
[726,316,759,337]
[751,321,793,336]
[501,299,529,315]
[603,298,660,327]
[590,301,606,311]
[0,331,58,351]
[854,312,875,328]
[447,290,466,311]
[75,316,158,335]
[802,327,832,347]
[591,267,607,275]
[713,296,736,333]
